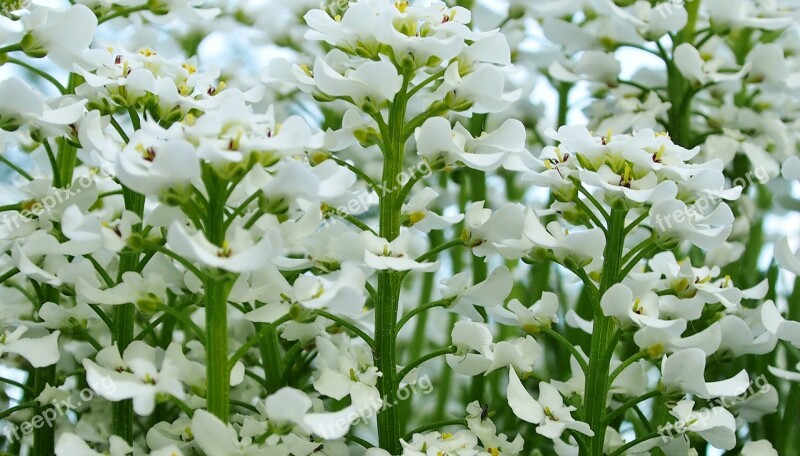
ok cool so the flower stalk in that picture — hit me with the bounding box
[375,70,411,455]
[584,208,627,456]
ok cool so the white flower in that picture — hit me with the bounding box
[0,326,60,367]
[601,284,675,329]
[440,266,513,320]
[463,202,531,259]
[774,235,800,276]
[549,51,620,85]
[342,231,439,272]
[77,271,167,309]
[244,262,367,322]
[83,341,185,415]
[650,198,734,250]
[190,410,262,455]
[742,440,778,456]
[668,400,737,450]
[661,348,750,399]
[447,321,540,375]
[506,369,594,440]
[674,43,751,86]
[166,222,281,273]
[435,61,522,113]
[55,433,145,456]
[311,335,381,435]
[401,188,463,232]
[313,50,402,105]
[415,117,528,172]
[761,300,800,348]
[21,4,97,69]
[705,0,793,30]
[0,77,87,133]
[503,292,560,333]
[115,126,200,197]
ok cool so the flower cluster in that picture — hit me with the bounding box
[0,0,798,456]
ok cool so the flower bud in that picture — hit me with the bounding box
[259,194,289,215]
[20,32,47,59]
[309,150,331,166]
[162,185,193,206]
[135,293,162,314]
[126,233,146,251]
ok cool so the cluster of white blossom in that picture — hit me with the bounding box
[0,1,798,456]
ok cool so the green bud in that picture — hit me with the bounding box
[126,233,146,251]
[135,293,162,314]
[527,247,552,263]
[312,91,336,103]
[654,232,680,251]
[110,94,129,107]
[289,303,304,320]
[259,194,289,215]
[147,0,169,15]
[162,185,193,206]
[309,150,331,166]
[508,5,525,19]
[0,115,20,132]
[162,107,184,125]
[20,32,46,58]
[575,153,596,171]
[425,56,442,68]
[360,97,381,116]
[552,185,577,203]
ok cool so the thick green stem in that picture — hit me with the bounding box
[259,324,284,394]
[375,71,411,455]
[204,175,232,422]
[668,0,702,147]
[205,276,230,421]
[112,188,144,442]
[583,209,627,456]
[32,367,55,456]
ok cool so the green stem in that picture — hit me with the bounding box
[583,208,626,456]
[6,58,66,93]
[396,346,455,387]
[98,4,150,24]
[0,376,34,395]
[201,171,234,422]
[375,69,412,455]
[314,309,375,348]
[556,82,572,128]
[0,154,33,181]
[111,187,144,443]
[261,323,284,394]
[608,432,662,456]
[414,239,462,264]
[205,276,231,421]
[32,366,55,456]
[0,43,21,54]
[330,156,379,192]
[395,298,451,335]
[541,327,589,374]
[603,390,661,427]
[55,138,76,188]
[0,402,37,421]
